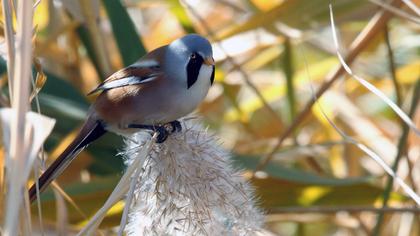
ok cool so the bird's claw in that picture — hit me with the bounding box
[127,120,182,143]
[169,120,182,133]
[158,120,181,143]
[155,126,169,143]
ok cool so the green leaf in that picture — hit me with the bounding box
[233,154,374,186]
[283,38,296,123]
[102,0,146,66]
[0,57,7,74]
[76,25,103,77]
[233,154,406,208]
[253,177,406,208]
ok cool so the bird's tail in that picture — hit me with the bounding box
[29,116,107,203]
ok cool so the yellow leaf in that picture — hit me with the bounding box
[243,45,283,71]
[311,96,335,127]
[251,0,284,11]
[33,0,49,30]
[298,186,331,206]
[77,201,124,227]
[396,60,420,84]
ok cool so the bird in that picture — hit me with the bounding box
[29,34,215,203]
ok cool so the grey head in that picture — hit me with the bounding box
[165,34,215,89]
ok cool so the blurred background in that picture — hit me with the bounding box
[1,0,420,235]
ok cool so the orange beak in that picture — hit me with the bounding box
[204,57,215,66]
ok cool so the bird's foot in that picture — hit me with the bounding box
[128,121,182,143]
[168,120,182,133]
[154,125,169,143]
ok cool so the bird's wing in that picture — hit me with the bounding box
[88,46,166,95]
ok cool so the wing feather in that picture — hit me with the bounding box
[88,46,166,95]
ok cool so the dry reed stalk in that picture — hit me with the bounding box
[77,134,157,236]
[4,0,34,234]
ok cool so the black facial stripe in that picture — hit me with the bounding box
[187,53,203,89]
[210,65,215,85]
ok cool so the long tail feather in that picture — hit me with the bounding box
[29,118,107,203]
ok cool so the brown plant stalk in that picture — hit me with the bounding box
[269,206,420,214]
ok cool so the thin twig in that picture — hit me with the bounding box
[401,0,420,16]
[372,79,420,236]
[294,7,420,206]
[283,38,296,124]
[384,24,402,107]
[326,3,419,205]
[352,214,371,235]
[51,182,89,219]
[404,149,420,227]
[214,0,247,13]
[253,0,403,174]
[268,206,420,214]
[368,0,420,24]
[118,158,142,235]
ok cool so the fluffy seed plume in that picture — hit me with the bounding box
[122,120,264,235]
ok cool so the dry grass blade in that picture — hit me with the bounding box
[22,192,32,235]
[269,206,420,214]
[51,182,89,220]
[117,158,142,236]
[383,24,401,106]
[329,4,420,137]
[4,1,34,234]
[0,111,55,232]
[351,141,420,205]
[401,0,420,16]
[300,40,420,205]
[372,79,420,235]
[33,167,45,235]
[300,52,420,207]
[53,189,68,235]
[22,113,55,180]
[77,134,157,236]
[368,0,420,24]
[253,0,403,174]
[306,4,420,205]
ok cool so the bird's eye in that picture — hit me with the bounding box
[190,53,197,59]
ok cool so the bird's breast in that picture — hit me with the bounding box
[177,64,212,114]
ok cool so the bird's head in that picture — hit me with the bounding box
[166,34,215,89]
